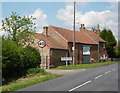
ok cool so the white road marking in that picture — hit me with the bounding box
[94,75,103,80]
[104,71,111,74]
[69,80,91,91]
[112,69,116,71]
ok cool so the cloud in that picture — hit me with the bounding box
[29,9,47,33]
[0,9,48,37]
[56,4,118,41]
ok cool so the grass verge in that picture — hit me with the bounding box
[53,61,120,70]
[1,73,59,92]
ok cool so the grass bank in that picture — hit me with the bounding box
[1,72,59,92]
[54,61,120,70]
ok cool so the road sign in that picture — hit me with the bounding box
[38,40,46,48]
[61,57,72,61]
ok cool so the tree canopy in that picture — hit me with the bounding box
[2,12,36,45]
[100,28,117,58]
[115,41,120,58]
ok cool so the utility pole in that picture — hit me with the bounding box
[97,24,100,62]
[72,2,76,65]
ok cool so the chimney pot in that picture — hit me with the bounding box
[80,24,85,31]
[43,26,48,36]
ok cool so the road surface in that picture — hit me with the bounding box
[17,63,119,92]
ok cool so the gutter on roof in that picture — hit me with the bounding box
[50,48,68,50]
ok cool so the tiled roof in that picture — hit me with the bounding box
[34,34,67,49]
[82,29,106,43]
[50,26,105,44]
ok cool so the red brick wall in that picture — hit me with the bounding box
[68,42,108,64]
[90,44,98,63]
[68,43,83,64]
[50,49,68,67]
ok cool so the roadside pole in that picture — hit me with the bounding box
[66,52,68,66]
[97,24,100,62]
[41,48,43,68]
[38,40,46,69]
[73,1,76,65]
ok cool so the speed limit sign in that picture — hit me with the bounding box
[38,40,46,48]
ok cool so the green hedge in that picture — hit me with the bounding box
[2,38,41,83]
[27,67,46,75]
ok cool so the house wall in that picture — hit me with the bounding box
[44,26,68,49]
[33,37,108,69]
[68,42,83,64]
[31,37,51,69]
[99,42,108,61]
[50,49,68,67]
[67,42,108,64]
[90,44,98,63]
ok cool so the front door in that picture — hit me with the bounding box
[83,46,90,64]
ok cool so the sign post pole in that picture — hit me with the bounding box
[61,57,72,66]
[66,52,68,66]
[41,48,43,68]
[38,40,46,69]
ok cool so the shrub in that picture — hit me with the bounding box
[27,68,46,75]
[2,38,41,83]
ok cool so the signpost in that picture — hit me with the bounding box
[38,40,46,69]
[38,40,46,48]
[61,57,72,66]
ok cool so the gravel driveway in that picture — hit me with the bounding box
[45,69,86,75]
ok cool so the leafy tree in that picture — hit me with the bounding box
[2,12,36,45]
[100,28,117,58]
[115,41,120,58]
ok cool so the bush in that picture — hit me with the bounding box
[27,68,46,75]
[2,38,41,83]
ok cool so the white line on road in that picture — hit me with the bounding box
[69,80,91,91]
[112,69,116,71]
[104,71,111,74]
[94,75,103,80]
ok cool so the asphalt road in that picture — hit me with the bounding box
[17,63,119,92]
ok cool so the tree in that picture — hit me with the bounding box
[2,12,36,45]
[115,41,120,58]
[100,28,117,59]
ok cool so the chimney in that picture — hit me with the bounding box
[80,24,85,31]
[95,24,100,35]
[43,26,48,36]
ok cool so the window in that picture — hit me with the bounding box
[83,46,90,55]
[103,43,105,48]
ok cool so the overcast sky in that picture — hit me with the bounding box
[0,1,119,41]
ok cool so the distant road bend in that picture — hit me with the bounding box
[17,63,119,91]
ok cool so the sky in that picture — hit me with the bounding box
[0,1,119,41]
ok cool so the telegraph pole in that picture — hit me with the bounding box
[97,24,100,62]
[72,2,76,65]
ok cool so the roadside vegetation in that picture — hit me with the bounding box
[1,68,59,92]
[54,61,120,70]
[1,12,59,92]
[2,38,41,84]
[100,29,120,59]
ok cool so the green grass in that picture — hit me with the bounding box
[54,61,120,70]
[1,73,59,92]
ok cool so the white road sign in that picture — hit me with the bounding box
[61,57,72,61]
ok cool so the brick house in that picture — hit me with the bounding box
[33,24,108,69]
